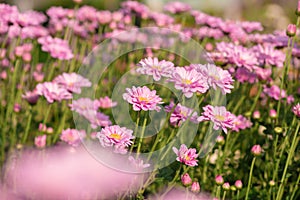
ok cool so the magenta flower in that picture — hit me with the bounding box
[38,36,74,60]
[252,44,285,67]
[97,125,134,152]
[232,114,252,132]
[136,57,174,81]
[165,102,198,127]
[123,86,163,112]
[168,67,209,98]
[292,103,300,117]
[235,67,257,84]
[150,12,174,27]
[34,135,47,148]
[235,180,243,189]
[36,82,72,103]
[60,128,86,147]
[192,64,234,94]
[22,90,39,105]
[95,96,117,109]
[263,85,286,101]
[16,10,47,26]
[181,173,192,186]
[172,144,198,167]
[198,105,234,133]
[251,144,262,156]
[215,175,224,185]
[163,1,191,14]
[54,72,92,94]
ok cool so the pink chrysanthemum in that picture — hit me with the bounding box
[36,82,72,103]
[292,103,300,117]
[198,105,234,133]
[163,1,191,14]
[22,90,39,105]
[263,85,287,101]
[97,125,134,152]
[172,144,198,167]
[136,57,174,81]
[168,67,209,98]
[60,128,86,147]
[123,86,163,112]
[165,102,198,126]
[95,96,117,109]
[232,114,252,132]
[85,111,112,129]
[53,72,92,94]
[38,36,74,60]
[192,64,234,94]
[69,98,99,114]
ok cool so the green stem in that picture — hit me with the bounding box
[216,186,221,199]
[276,122,300,200]
[237,190,240,200]
[222,191,227,200]
[136,117,147,155]
[22,106,32,143]
[245,157,256,200]
[290,172,300,200]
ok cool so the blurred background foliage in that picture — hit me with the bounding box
[0,0,297,30]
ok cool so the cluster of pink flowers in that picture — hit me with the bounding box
[38,36,74,60]
[173,144,198,167]
[96,125,134,154]
[123,86,163,112]
[198,105,234,134]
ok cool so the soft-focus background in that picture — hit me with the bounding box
[1,0,297,30]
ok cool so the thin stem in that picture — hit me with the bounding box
[237,190,240,200]
[276,122,300,200]
[136,117,147,155]
[22,106,32,143]
[290,172,300,200]
[222,191,227,200]
[245,157,256,200]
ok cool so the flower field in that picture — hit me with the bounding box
[0,0,299,199]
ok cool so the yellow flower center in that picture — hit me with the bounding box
[152,65,161,70]
[138,96,149,102]
[109,133,121,140]
[184,155,191,161]
[182,79,192,85]
[215,115,225,121]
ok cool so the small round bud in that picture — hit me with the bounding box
[222,182,230,190]
[251,145,262,156]
[286,24,297,37]
[181,173,192,186]
[230,186,237,191]
[191,181,200,193]
[252,110,260,119]
[215,175,224,185]
[296,1,300,16]
[216,135,225,145]
[292,103,300,118]
[235,180,243,189]
[269,180,275,187]
[274,127,283,134]
[269,109,277,118]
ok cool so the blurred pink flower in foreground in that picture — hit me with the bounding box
[173,144,198,167]
[2,145,146,199]
[34,135,47,148]
[136,57,174,81]
[123,86,163,112]
[151,187,212,200]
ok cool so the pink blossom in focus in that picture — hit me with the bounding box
[53,72,92,94]
[60,128,86,147]
[123,86,163,112]
[172,144,198,167]
[136,57,174,81]
[198,105,234,134]
[35,135,47,148]
[168,67,209,98]
[36,82,72,103]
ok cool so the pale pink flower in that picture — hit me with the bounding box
[192,64,234,94]
[86,111,112,129]
[165,102,198,126]
[235,180,243,189]
[123,86,163,112]
[97,125,134,152]
[292,103,300,117]
[251,144,262,156]
[232,114,252,132]
[263,85,286,101]
[168,67,209,98]
[128,156,151,170]
[95,96,117,109]
[69,98,99,114]
[172,144,198,167]
[38,36,74,60]
[198,105,234,134]
[136,57,174,81]
[191,181,200,193]
[34,135,47,148]
[60,128,86,147]
[36,82,72,103]
[54,73,91,94]
[164,1,191,14]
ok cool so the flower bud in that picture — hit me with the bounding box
[216,135,225,145]
[269,109,277,118]
[274,127,283,134]
[230,186,237,191]
[286,24,297,37]
[252,110,260,119]
[251,145,262,156]
[181,173,192,186]
[47,127,54,134]
[269,180,275,187]
[222,182,230,190]
[296,1,300,16]
[292,103,300,117]
[35,135,47,148]
[14,103,21,113]
[235,180,243,189]
[215,175,224,185]
[191,181,200,193]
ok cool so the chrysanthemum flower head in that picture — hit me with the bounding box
[123,86,163,112]
[172,144,198,167]
[54,73,92,94]
[198,105,234,133]
[165,103,198,127]
[136,57,174,81]
[36,82,72,103]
